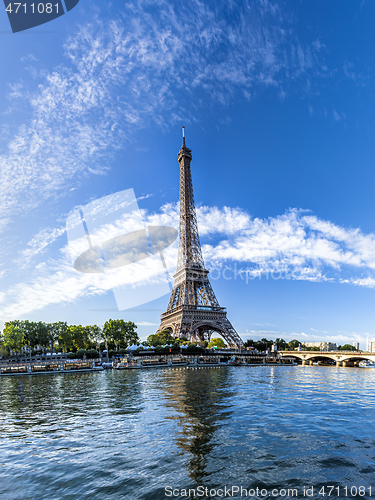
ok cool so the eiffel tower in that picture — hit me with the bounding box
[157,129,243,348]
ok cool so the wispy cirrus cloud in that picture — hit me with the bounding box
[20,225,67,264]
[341,276,375,288]
[0,0,329,230]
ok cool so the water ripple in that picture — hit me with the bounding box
[1,366,375,499]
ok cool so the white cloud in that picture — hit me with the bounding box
[342,277,375,288]
[20,225,67,264]
[2,204,375,319]
[199,208,375,280]
[333,109,346,122]
[247,330,279,335]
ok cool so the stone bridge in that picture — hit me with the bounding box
[279,350,375,367]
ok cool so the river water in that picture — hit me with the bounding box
[0,366,375,499]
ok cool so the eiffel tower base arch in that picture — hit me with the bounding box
[157,308,242,348]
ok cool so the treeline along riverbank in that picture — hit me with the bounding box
[0,319,139,358]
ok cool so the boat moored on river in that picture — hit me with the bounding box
[359,361,375,368]
[115,360,141,369]
[0,353,297,376]
[0,360,104,376]
[141,357,169,368]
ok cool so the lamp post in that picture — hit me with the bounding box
[98,324,109,363]
[97,338,101,360]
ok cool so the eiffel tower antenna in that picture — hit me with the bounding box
[157,131,243,348]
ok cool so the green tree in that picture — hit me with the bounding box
[47,323,59,353]
[254,338,273,352]
[275,338,288,350]
[35,322,50,352]
[4,320,31,353]
[243,339,255,348]
[69,325,89,350]
[54,321,72,352]
[86,324,103,352]
[122,321,139,347]
[208,337,226,349]
[103,319,139,350]
[104,320,119,349]
[288,339,301,350]
[21,321,39,352]
[339,344,356,351]
[147,330,175,347]
[0,343,9,357]
[83,325,95,347]
[2,323,25,357]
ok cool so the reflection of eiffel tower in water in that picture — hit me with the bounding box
[157,129,243,348]
[163,368,234,484]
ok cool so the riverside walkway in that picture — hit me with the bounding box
[0,352,295,376]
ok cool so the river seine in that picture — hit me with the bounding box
[1,366,374,499]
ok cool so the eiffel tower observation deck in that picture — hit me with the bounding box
[157,129,243,348]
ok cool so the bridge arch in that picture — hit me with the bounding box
[339,355,371,363]
[304,354,336,363]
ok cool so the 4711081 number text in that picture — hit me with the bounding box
[6,3,60,14]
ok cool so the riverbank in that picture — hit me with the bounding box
[0,359,104,376]
[0,354,296,376]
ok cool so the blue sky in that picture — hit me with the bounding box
[1,0,375,348]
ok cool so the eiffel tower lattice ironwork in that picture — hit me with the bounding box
[157,129,243,348]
